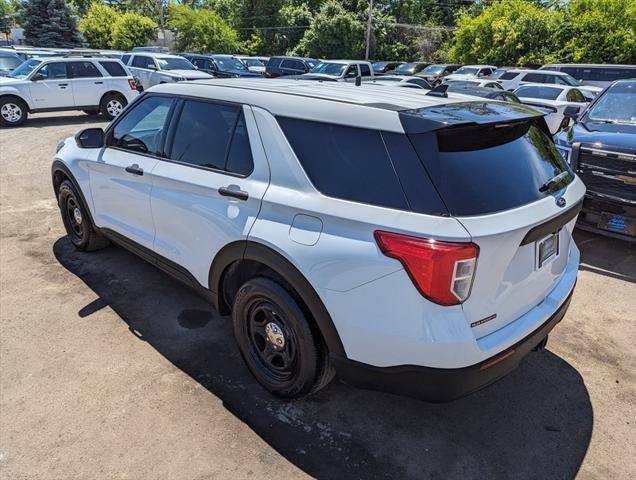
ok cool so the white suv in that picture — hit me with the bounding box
[51,80,584,402]
[0,57,139,126]
[122,52,213,90]
[497,69,602,99]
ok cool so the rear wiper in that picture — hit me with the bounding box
[539,171,570,192]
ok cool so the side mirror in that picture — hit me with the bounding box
[31,73,45,81]
[563,105,580,120]
[75,128,104,149]
[147,64,158,71]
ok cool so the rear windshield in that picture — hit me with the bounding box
[500,71,520,80]
[515,85,562,100]
[408,122,573,216]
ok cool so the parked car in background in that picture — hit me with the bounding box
[0,57,138,126]
[372,61,404,74]
[52,78,583,402]
[362,75,431,89]
[265,56,319,78]
[540,64,636,88]
[236,56,268,73]
[416,64,461,86]
[486,67,516,79]
[180,54,262,78]
[514,84,588,135]
[132,46,170,53]
[302,60,374,82]
[444,79,503,89]
[446,86,519,102]
[554,79,636,241]
[497,69,602,100]
[0,51,23,77]
[443,65,497,82]
[123,52,213,89]
[387,62,429,76]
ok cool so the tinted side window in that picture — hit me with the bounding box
[132,55,154,68]
[277,117,409,210]
[69,61,102,78]
[99,61,127,77]
[121,54,131,65]
[111,96,173,156]
[169,100,241,171]
[36,62,67,79]
[281,59,303,71]
[522,73,544,83]
[225,113,254,176]
[360,64,371,76]
[500,72,520,80]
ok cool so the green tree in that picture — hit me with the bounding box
[295,0,365,59]
[556,0,636,64]
[111,11,157,50]
[167,4,239,53]
[269,4,313,55]
[68,0,93,16]
[447,0,559,66]
[79,3,121,48]
[23,0,82,47]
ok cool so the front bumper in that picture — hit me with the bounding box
[576,195,636,242]
[332,285,575,403]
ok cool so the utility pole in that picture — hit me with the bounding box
[365,0,374,61]
[158,0,166,47]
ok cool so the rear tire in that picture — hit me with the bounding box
[100,93,127,120]
[58,180,110,251]
[0,97,28,127]
[232,276,333,398]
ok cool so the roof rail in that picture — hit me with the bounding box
[61,51,109,58]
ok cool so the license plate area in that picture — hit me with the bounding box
[536,232,559,269]
[598,212,636,236]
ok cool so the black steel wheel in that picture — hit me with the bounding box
[58,180,109,251]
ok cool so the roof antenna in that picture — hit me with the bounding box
[426,84,449,98]
[355,75,362,87]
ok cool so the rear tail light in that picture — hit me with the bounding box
[374,231,479,306]
[128,78,137,90]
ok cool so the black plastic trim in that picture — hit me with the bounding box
[520,200,583,245]
[332,284,575,403]
[51,161,97,225]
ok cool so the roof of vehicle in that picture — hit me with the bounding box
[128,52,185,59]
[458,64,497,68]
[26,56,124,63]
[508,68,571,76]
[446,86,512,98]
[318,59,371,64]
[269,56,317,61]
[149,78,542,133]
[541,63,636,68]
[514,83,580,92]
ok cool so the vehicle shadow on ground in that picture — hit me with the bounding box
[13,113,106,129]
[574,229,636,283]
[54,237,593,480]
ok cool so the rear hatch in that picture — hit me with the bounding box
[401,101,585,337]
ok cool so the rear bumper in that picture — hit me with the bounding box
[332,285,575,403]
[577,195,636,242]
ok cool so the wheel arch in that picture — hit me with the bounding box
[99,90,127,106]
[0,93,31,112]
[209,240,346,357]
[51,160,97,226]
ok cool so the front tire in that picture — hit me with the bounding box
[232,277,332,398]
[100,93,127,120]
[0,97,28,127]
[58,180,109,251]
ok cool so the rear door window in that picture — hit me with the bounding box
[360,64,371,76]
[69,61,102,78]
[99,61,127,77]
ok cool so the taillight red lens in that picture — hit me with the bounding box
[128,78,137,90]
[374,230,479,306]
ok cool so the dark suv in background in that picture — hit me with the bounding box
[179,53,263,78]
[555,79,636,242]
[265,56,319,78]
[416,64,461,86]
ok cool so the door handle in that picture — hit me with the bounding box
[58,83,68,87]
[94,81,103,84]
[219,186,248,201]
[125,164,143,176]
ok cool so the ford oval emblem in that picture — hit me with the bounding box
[556,197,567,208]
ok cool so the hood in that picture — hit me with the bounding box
[0,76,23,84]
[559,120,636,154]
[166,69,213,79]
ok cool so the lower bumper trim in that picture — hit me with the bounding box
[331,285,575,403]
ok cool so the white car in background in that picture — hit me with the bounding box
[0,56,139,126]
[123,52,213,89]
[361,75,431,89]
[302,60,374,81]
[443,65,497,82]
[444,79,503,89]
[497,69,602,100]
[513,84,589,135]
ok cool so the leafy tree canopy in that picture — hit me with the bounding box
[111,11,157,50]
[167,4,239,54]
[79,2,120,48]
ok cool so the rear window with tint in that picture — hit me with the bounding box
[278,117,447,214]
[408,123,573,216]
[500,72,520,80]
[99,61,127,77]
[515,85,561,100]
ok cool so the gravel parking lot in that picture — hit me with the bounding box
[1,112,635,480]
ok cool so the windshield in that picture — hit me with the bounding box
[0,55,22,71]
[395,63,418,73]
[585,82,636,124]
[214,56,247,71]
[373,62,388,69]
[243,58,263,67]
[306,60,319,69]
[515,86,562,100]
[8,59,41,78]
[454,67,479,75]
[561,74,579,86]
[422,65,444,74]
[310,62,347,76]
[157,57,195,71]
[490,69,509,79]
